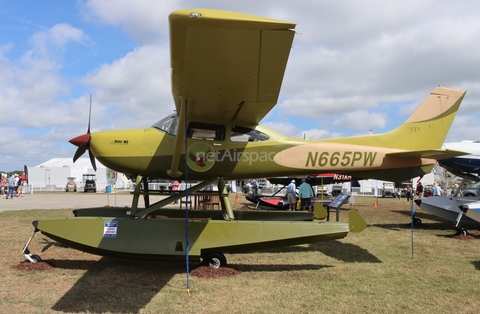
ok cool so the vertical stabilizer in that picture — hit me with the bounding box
[391,86,466,150]
[326,87,466,151]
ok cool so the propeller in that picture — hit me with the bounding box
[69,95,97,171]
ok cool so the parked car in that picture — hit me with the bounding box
[461,182,480,197]
[65,177,76,192]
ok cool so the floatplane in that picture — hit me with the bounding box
[415,141,480,235]
[23,9,466,267]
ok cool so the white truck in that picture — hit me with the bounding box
[382,182,395,198]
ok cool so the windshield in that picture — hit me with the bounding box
[152,114,178,136]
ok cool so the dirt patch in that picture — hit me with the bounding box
[190,266,241,278]
[13,260,241,278]
[452,234,475,240]
[12,261,54,271]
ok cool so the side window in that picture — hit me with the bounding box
[231,126,270,142]
[188,122,225,141]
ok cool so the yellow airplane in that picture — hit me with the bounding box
[23,9,466,267]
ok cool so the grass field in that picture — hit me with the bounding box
[1,195,479,313]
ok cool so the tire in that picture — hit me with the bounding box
[203,252,226,268]
[30,255,42,263]
[456,228,468,236]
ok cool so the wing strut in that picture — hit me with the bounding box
[167,96,189,178]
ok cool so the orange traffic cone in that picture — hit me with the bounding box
[235,194,239,203]
[373,201,377,208]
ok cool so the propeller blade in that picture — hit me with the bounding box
[71,94,94,168]
[87,94,92,134]
[89,150,97,171]
[73,143,88,162]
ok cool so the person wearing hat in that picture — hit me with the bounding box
[286,179,297,211]
[298,178,315,212]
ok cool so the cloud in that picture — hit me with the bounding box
[28,23,90,56]
[82,44,172,129]
[0,23,91,125]
[82,0,175,44]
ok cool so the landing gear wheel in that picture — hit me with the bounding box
[202,252,226,268]
[30,255,42,263]
[456,228,468,236]
[413,217,422,225]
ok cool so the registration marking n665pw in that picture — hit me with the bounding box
[305,151,377,167]
[274,143,384,170]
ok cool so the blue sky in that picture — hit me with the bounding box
[1,0,480,172]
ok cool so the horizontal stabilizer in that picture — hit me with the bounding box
[386,149,468,160]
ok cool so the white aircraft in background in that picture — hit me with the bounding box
[416,140,480,235]
[439,141,480,181]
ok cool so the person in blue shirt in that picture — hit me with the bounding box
[432,182,443,196]
[6,174,15,199]
[286,180,297,211]
[298,179,315,212]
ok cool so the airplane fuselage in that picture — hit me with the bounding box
[89,124,434,182]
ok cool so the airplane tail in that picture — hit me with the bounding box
[332,86,466,157]
[384,86,466,151]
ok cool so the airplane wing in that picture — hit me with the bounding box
[386,149,468,160]
[169,9,296,125]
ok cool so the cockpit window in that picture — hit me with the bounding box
[231,126,269,142]
[152,114,178,135]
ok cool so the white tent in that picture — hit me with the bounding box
[27,158,131,192]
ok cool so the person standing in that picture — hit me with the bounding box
[416,182,424,199]
[286,180,297,211]
[0,175,6,198]
[251,179,259,196]
[7,174,15,199]
[406,186,413,202]
[432,182,443,196]
[13,174,20,197]
[298,179,314,212]
[172,180,180,204]
[21,172,27,196]
[16,175,23,196]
